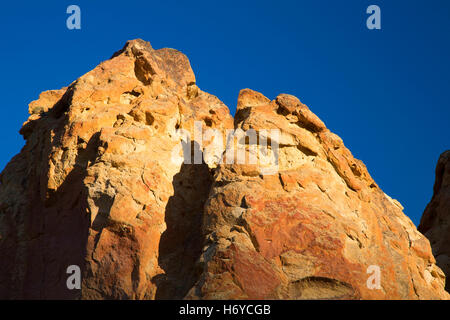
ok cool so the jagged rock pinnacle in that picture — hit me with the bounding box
[0,40,448,300]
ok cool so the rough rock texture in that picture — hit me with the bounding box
[185,90,448,300]
[419,151,450,291]
[0,39,448,299]
[0,39,233,299]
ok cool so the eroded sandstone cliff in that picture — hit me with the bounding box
[0,39,447,299]
[419,151,450,292]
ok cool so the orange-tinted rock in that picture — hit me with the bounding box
[419,150,450,291]
[0,41,447,300]
[186,90,449,300]
[0,39,233,299]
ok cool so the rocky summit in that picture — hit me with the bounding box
[0,39,448,299]
[419,151,450,292]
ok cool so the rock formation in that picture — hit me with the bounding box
[419,151,450,291]
[0,39,447,299]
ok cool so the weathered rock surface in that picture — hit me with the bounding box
[0,39,448,299]
[185,90,448,300]
[419,151,450,291]
[0,39,233,299]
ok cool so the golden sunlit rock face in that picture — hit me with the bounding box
[0,39,447,299]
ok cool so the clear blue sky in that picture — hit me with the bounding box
[0,1,448,225]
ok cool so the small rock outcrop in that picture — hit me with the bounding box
[419,151,450,291]
[0,39,447,299]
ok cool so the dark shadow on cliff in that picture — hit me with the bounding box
[153,141,212,299]
[0,90,95,299]
[24,131,98,299]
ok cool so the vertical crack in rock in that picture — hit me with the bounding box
[153,142,213,299]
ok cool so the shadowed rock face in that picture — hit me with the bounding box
[185,90,448,300]
[419,151,450,292]
[0,39,448,300]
